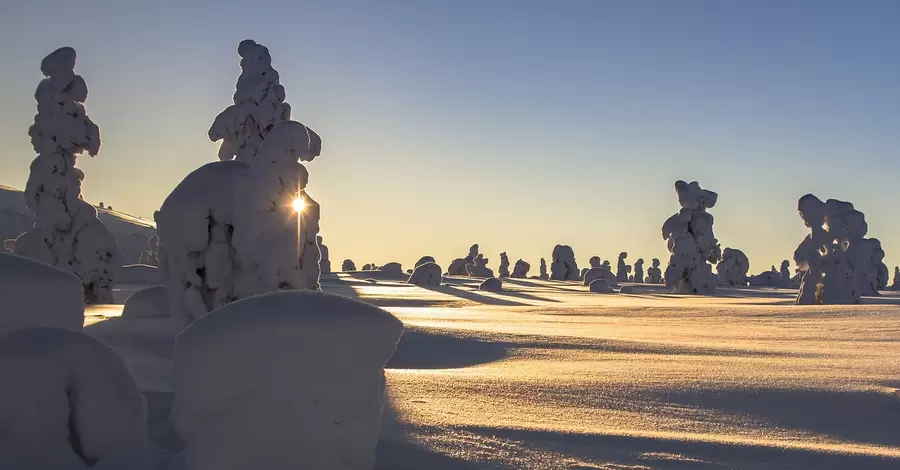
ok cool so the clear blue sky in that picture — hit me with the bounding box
[2,0,900,273]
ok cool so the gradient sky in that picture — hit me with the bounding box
[3,1,900,273]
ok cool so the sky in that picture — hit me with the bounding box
[2,0,900,273]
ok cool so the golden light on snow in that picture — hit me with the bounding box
[292,196,306,213]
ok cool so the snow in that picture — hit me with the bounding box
[511,259,530,278]
[0,253,84,335]
[318,236,332,275]
[550,245,579,281]
[465,254,494,278]
[588,278,615,293]
[0,327,152,469]
[119,264,161,285]
[414,256,435,268]
[121,286,169,318]
[447,244,478,275]
[342,259,357,271]
[479,277,503,292]
[662,180,721,295]
[498,252,510,277]
[646,258,663,283]
[407,262,442,286]
[717,247,751,286]
[633,258,645,283]
[170,291,403,470]
[15,47,122,304]
[379,262,405,277]
[616,252,631,282]
[583,266,618,287]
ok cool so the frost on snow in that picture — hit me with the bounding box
[633,258,645,283]
[662,181,722,295]
[155,120,322,326]
[466,254,494,278]
[342,259,357,271]
[407,262,442,286]
[716,248,750,286]
[0,328,153,469]
[171,291,403,470]
[318,236,331,275]
[15,47,121,304]
[550,245,579,281]
[511,259,530,278]
[793,195,887,304]
[209,40,292,162]
[0,253,84,336]
[498,252,510,277]
[616,252,631,282]
[646,258,662,284]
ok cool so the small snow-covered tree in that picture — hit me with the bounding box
[661,181,721,295]
[209,40,292,162]
[15,47,121,304]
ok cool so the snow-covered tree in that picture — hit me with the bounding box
[209,40,292,162]
[716,248,750,286]
[550,245,579,281]
[14,47,121,304]
[661,180,721,294]
[498,252,510,277]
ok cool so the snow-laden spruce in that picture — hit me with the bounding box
[616,252,631,282]
[317,236,331,275]
[716,248,750,286]
[466,254,494,278]
[633,258,645,283]
[156,121,321,326]
[447,244,479,275]
[511,259,530,278]
[550,245,579,281]
[793,195,888,304]
[171,291,403,470]
[342,259,357,271]
[407,262,442,286]
[0,328,153,469]
[0,253,84,335]
[498,252,510,277]
[209,40,292,162]
[539,258,548,280]
[646,258,662,284]
[661,181,721,294]
[583,266,617,287]
[139,234,159,266]
[415,256,436,268]
[14,47,121,304]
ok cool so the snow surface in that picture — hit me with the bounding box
[0,327,152,469]
[170,291,403,470]
[0,253,84,335]
[121,286,169,318]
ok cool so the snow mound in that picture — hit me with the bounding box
[716,248,750,286]
[0,253,84,336]
[378,262,404,277]
[121,286,169,318]
[407,262,442,286]
[119,264,161,285]
[414,256,435,268]
[583,267,617,287]
[589,279,615,293]
[479,277,503,292]
[171,291,403,470]
[0,327,152,469]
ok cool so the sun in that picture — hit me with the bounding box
[292,196,306,213]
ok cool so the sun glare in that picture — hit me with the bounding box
[292,197,306,213]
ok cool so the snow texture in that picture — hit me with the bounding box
[155,120,321,326]
[119,264,161,285]
[793,194,886,304]
[15,47,121,304]
[633,258,645,283]
[539,258,548,280]
[588,279,614,293]
[550,245,579,281]
[415,256,436,268]
[171,291,403,470]
[498,252,510,277]
[616,252,631,282]
[465,254,494,278]
[583,267,618,287]
[0,253,84,336]
[209,40,292,162]
[0,327,152,469]
[716,248,750,286]
[318,236,331,275]
[662,181,721,295]
[407,262,442,286]
[479,277,503,292]
[342,259,357,272]
[646,258,662,284]
[511,259,530,278]
[121,285,170,318]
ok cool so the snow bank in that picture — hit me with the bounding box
[342,259,357,271]
[479,277,502,292]
[0,253,84,335]
[662,181,721,294]
[589,279,614,293]
[121,286,170,318]
[550,245,579,281]
[171,291,403,470]
[498,252,510,277]
[209,40,292,162]
[16,47,121,304]
[511,259,530,278]
[583,267,617,287]
[0,327,152,469]
[318,236,331,275]
[119,264,161,285]
[616,252,631,282]
[156,120,321,325]
[716,248,750,286]
[407,262,442,286]
[465,254,494,278]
